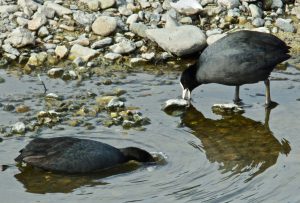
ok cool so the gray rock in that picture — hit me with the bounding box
[179,17,193,24]
[109,39,136,54]
[126,13,139,25]
[91,37,112,49]
[129,22,148,38]
[5,28,35,48]
[73,57,85,66]
[16,17,29,26]
[18,0,39,11]
[104,52,122,60]
[99,0,115,9]
[291,6,300,20]
[55,45,68,58]
[0,5,19,13]
[36,6,55,19]
[79,0,100,11]
[212,103,244,114]
[118,5,132,16]
[252,18,265,27]
[44,2,72,16]
[165,14,180,28]
[47,68,64,78]
[271,0,283,8]
[38,26,49,37]
[11,122,26,134]
[2,43,20,56]
[106,97,125,110]
[28,13,47,30]
[218,0,240,9]
[170,0,203,15]
[207,33,227,45]
[73,11,96,26]
[249,4,263,18]
[146,25,207,56]
[92,16,117,36]
[69,44,98,61]
[275,18,296,33]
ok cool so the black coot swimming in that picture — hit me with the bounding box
[15,137,154,173]
[180,30,291,107]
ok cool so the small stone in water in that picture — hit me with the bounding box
[212,103,244,114]
[162,99,189,111]
[0,77,5,83]
[3,104,15,111]
[16,105,30,113]
[11,122,26,134]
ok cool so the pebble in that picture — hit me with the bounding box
[170,0,203,15]
[275,18,296,33]
[47,67,64,78]
[104,52,122,60]
[91,37,113,49]
[11,122,26,134]
[92,16,117,36]
[109,39,136,54]
[69,44,98,61]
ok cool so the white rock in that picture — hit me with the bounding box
[55,45,68,58]
[218,0,240,9]
[2,43,20,56]
[37,6,55,19]
[170,0,203,15]
[92,16,117,36]
[44,2,72,16]
[18,0,39,11]
[271,0,283,8]
[109,39,136,54]
[249,4,262,18]
[47,68,64,78]
[141,52,155,60]
[275,18,296,33]
[91,37,112,49]
[104,53,122,60]
[16,17,29,26]
[38,26,49,37]
[99,0,115,9]
[212,103,244,113]
[5,28,35,48]
[129,23,148,37]
[162,99,189,111]
[0,5,19,13]
[69,44,98,61]
[207,33,227,45]
[28,14,47,30]
[146,25,207,56]
[12,122,26,134]
[291,6,300,20]
[126,14,139,25]
[79,0,99,11]
[73,11,96,25]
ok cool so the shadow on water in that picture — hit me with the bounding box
[180,105,291,181]
[14,161,143,194]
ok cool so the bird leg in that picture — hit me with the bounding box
[233,85,242,104]
[264,79,272,107]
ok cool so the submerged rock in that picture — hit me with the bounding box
[162,99,189,116]
[11,122,26,134]
[212,103,244,114]
[47,68,64,78]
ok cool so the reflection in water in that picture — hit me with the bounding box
[15,162,142,194]
[181,105,291,181]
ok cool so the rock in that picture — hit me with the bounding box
[5,28,35,48]
[47,68,64,78]
[129,23,148,38]
[109,39,136,54]
[291,7,300,20]
[249,4,263,18]
[252,18,265,27]
[206,28,222,37]
[130,57,147,65]
[3,104,15,111]
[18,0,39,11]
[0,5,19,13]
[38,26,49,37]
[79,0,99,11]
[37,6,55,19]
[92,16,117,36]
[218,0,240,9]
[99,0,115,9]
[141,52,155,60]
[69,37,90,46]
[179,17,193,24]
[0,77,5,83]
[44,2,72,16]
[106,97,125,110]
[275,18,296,33]
[91,37,112,49]
[28,14,47,30]
[146,25,207,56]
[126,14,139,25]
[16,105,30,113]
[11,122,26,134]
[73,57,85,66]
[165,14,180,28]
[207,33,227,45]
[212,103,244,114]
[69,44,98,61]
[162,99,189,116]
[2,43,20,56]
[55,45,68,59]
[104,52,122,60]
[73,11,96,26]
[26,52,47,66]
[271,0,283,8]
[16,17,29,26]
[118,5,133,16]
[170,0,203,15]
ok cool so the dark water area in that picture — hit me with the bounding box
[0,66,300,202]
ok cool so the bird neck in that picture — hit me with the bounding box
[120,147,154,163]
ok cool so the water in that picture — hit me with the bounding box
[0,67,300,202]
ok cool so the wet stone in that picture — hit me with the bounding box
[162,99,189,116]
[47,67,64,78]
[3,104,15,111]
[68,119,83,127]
[212,103,244,114]
[0,76,5,83]
[11,122,26,134]
[16,105,30,113]
[106,97,125,111]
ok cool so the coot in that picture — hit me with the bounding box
[180,30,290,106]
[15,137,154,173]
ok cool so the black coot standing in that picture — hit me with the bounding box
[15,137,154,173]
[180,30,291,107]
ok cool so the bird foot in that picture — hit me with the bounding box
[264,101,278,109]
[233,98,243,106]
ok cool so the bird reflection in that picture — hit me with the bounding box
[15,162,141,194]
[180,105,291,181]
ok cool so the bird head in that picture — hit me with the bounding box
[180,63,201,101]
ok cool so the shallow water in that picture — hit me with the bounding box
[0,67,300,202]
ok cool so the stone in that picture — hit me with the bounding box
[129,23,148,38]
[2,43,20,56]
[47,68,64,78]
[291,7,300,20]
[92,16,117,36]
[11,122,26,134]
[73,57,85,66]
[69,44,98,61]
[275,18,296,33]
[16,105,30,113]
[69,37,90,46]
[44,2,72,16]
[212,103,244,114]
[79,0,99,11]
[37,6,55,19]
[104,52,122,60]
[73,11,96,25]
[38,26,49,37]
[179,17,193,24]
[170,0,203,15]
[5,28,35,48]
[126,14,139,25]
[91,37,112,49]
[16,17,29,26]
[207,33,227,45]
[141,52,155,60]
[206,28,222,37]
[28,14,47,30]
[109,39,136,54]
[106,97,125,110]
[252,18,265,27]
[118,5,132,16]
[218,0,240,9]
[146,25,207,56]
[271,0,283,8]
[162,99,189,116]
[55,45,68,58]
[26,52,47,66]
[18,0,39,11]
[0,5,19,13]
[249,4,263,18]
[99,0,115,9]
[165,14,180,28]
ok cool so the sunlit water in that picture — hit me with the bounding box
[0,67,300,202]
